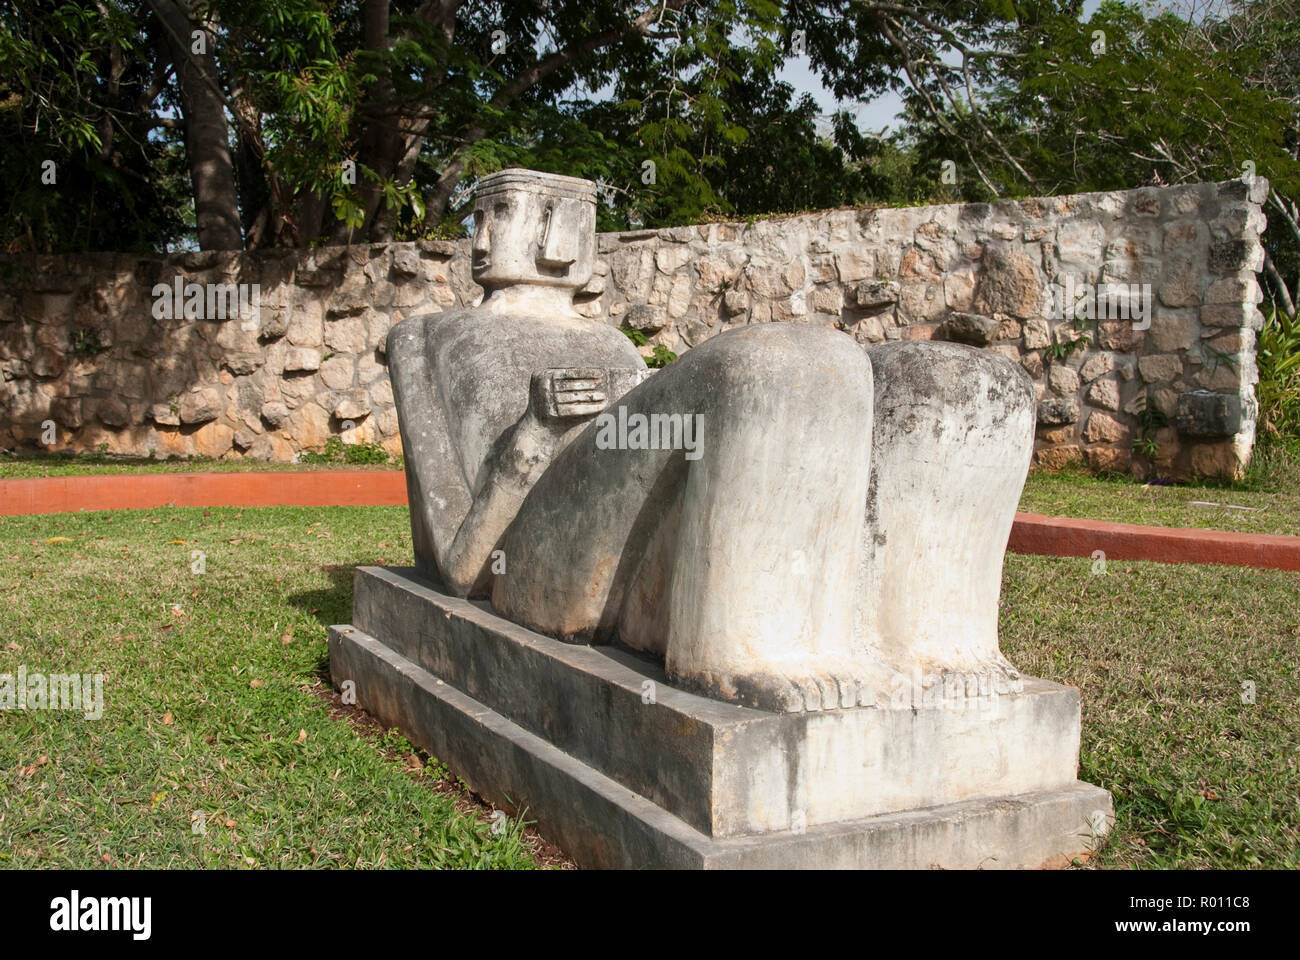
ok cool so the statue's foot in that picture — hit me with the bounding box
[879,653,1025,709]
[669,656,898,713]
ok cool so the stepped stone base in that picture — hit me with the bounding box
[329,566,1113,869]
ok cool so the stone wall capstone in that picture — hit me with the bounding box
[0,178,1268,478]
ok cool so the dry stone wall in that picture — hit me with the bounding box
[0,178,1268,478]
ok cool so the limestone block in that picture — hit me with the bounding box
[150,402,180,426]
[1084,444,1129,473]
[1175,390,1243,438]
[1097,321,1144,352]
[321,314,366,355]
[973,247,1041,318]
[1158,258,1201,307]
[284,346,322,372]
[835,250,874,283]
[222,353,262,376]
[1048,364,1080,395]
[856,280,900,308]
[1079,352,1115,382]
[1101,258,1160,284]
[191,421,234,458]
[333,391,370,421]
[1022,317,1051,350]
[1086,377,1121,412]
[1137,353,1183,384]
[655,244,692,275]
[722,290,749,317]
[1208,239,1262,274]
[1204,276,1262,305]
[1148,308,1199,352]
[179,387,222,424]
[941,312,999,347]
[1083,411,1127,444]
[390,247,422,279]
[1037,397,1080,425]
[898,281,945,322]
[1055,221,1104,262]
[1036,444,1083,468]
[97,396,130,428]
[623,303,666,334]
[261,400,289,428]
[288,401,332,451]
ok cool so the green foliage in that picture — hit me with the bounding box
[0,0,190,252]
[70,326,106,357]
[647,344,677,368]
[1131,391,1168,460]
[299,435,392,466]
[1256,307,1300,441]
[619,327,675,367]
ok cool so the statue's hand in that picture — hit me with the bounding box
[529,368,610,422]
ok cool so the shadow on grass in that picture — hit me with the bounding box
[289,563,359,680]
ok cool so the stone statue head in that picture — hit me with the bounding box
[470,169,597,292]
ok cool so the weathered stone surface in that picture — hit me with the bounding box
[1138,353,1183,384]
[1086,377,1121,412]
[333,391,370,422]
[1175,390,1244,438]
[179,387,222,424]
[89,395,126,428]
[623,303,666,333]
[319,355,355,391]
[973,247,1041,318]
[1038,397,1080,425]
[1079,352,1115,382]
[856,279,900,308]
[1022,317,1051,350]
[260,400,289,428]
[150,402,180,426]
[1085,444,1129,473]
[1035,444,1083,469]
[1048,364,1080,395]
[284,346,322,372]
[941,312,999,346]
[1083,411,1127,444]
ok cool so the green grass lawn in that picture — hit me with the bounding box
[1018,469,1300,536]
[0,453,400,479]
[1018,439,1300,536]
[1001,553,1299,869]
[0,505,555,869]
[1,504,1296,868]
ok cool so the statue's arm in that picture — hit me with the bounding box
[438,369,616,595]
[386,317,473,577]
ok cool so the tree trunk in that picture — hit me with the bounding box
[149,0,243,250]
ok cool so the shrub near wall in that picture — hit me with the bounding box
[0,179,1268,478]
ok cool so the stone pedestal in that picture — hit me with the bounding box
[330,566,1112,868]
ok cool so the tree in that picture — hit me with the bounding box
[1,0,1046,252]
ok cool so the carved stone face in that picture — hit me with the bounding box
[471,170,596,292]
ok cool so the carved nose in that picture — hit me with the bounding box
[473,220,491,254]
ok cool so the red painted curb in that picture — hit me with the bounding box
[1009,512,1300,572]
[2,472,1298,572]
[0,470,408,515]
